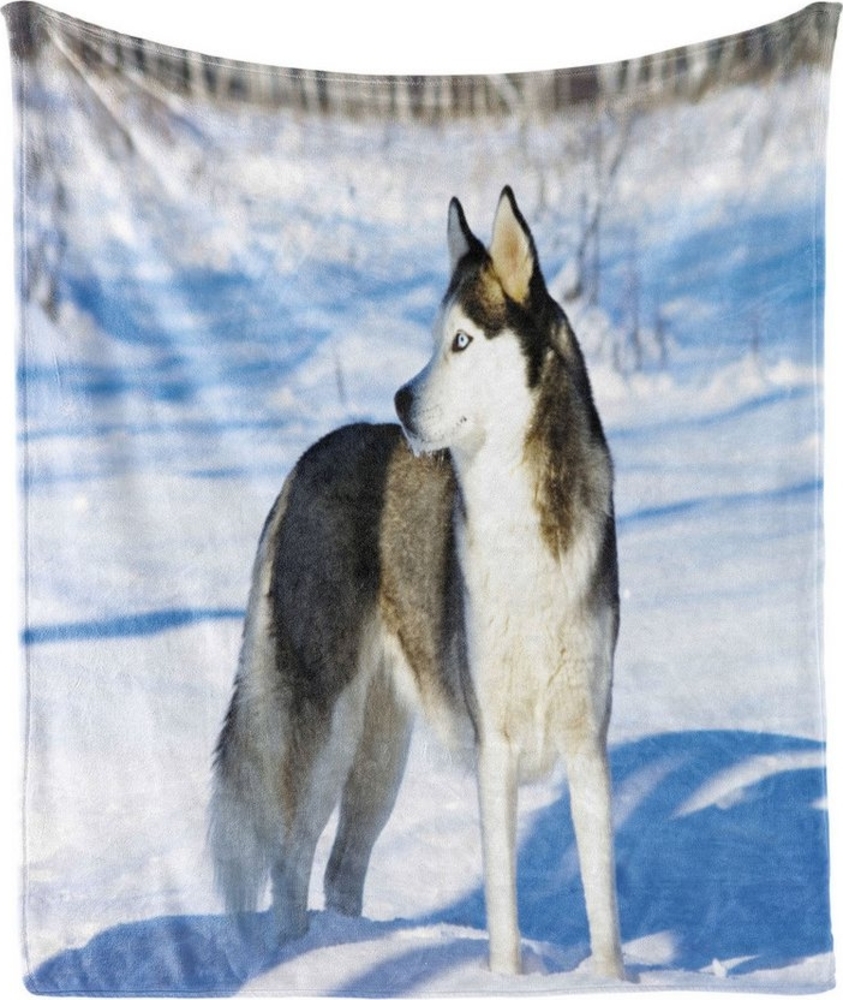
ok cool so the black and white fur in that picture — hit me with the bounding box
[210,188,624,979]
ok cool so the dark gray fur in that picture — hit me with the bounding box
[211,424,475,931]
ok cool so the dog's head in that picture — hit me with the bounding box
[395,187,563,459]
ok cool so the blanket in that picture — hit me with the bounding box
[3,2,840,994]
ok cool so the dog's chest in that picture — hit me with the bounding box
[455,462,603,771]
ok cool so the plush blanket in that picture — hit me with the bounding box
[4,2,840,994]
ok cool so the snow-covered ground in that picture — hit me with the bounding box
[8,18,837,995]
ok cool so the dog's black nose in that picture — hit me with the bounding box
[394,384,414,429]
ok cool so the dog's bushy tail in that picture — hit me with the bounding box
[209,482,294,914]
[208,684,277,913]
[209,672,296,916]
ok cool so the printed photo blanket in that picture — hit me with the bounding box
[3,2,840,995]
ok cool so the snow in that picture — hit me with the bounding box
[5,12,838,997]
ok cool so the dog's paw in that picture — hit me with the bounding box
[577,952,635,983]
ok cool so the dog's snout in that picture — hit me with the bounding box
[394,384,414,429]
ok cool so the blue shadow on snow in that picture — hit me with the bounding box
[429,729,831,978]
[26,729,832,995]
[22,607,244,645]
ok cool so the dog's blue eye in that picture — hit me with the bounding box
[452,330,472,353]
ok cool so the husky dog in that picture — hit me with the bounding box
[210,188,624,979]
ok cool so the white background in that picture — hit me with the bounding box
[0,2,839,998]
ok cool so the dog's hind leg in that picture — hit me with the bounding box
[265,754,351,941]
[269,670,374,942]
[324,667,413,917]
[270,835,320,941]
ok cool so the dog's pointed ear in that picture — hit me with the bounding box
[447,197,482,272]
[489,187,537,305]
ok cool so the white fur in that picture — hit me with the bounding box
[401,305,531,457]
[406,296,623,978]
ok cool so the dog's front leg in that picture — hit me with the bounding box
[477,738,521,974]
[565,733,625,980]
